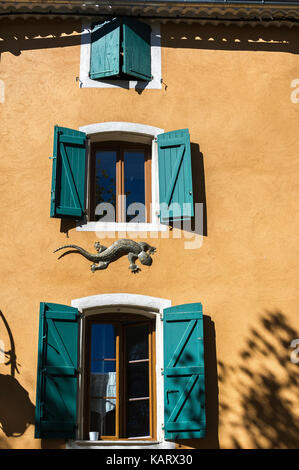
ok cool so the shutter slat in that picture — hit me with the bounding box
[35,302,79,439]
[60,142,82,210]
[165,367,204,376]
[50,126,87,219]
[158,129,194,223]
[166,421,206,432]
[90,19,120,79]
[163,303,206,440]
[60,135,86,145]
[122,18,151,81]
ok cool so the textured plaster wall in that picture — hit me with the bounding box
[0,19,298,449]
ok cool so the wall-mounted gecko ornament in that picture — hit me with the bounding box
[54,238,156,273]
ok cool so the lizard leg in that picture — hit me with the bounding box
[91,261,109,272]
[139,242,156,254]
[128,253,140,273]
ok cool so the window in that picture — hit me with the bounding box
[49,123,194,230]
[34,297,206,447]
[88,141,151,223]
[79,21,162,90]
[85,314,155,440]
[90,18,151,82]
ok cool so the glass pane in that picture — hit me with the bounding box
[89,323,117,437]
[127,362,149,399]
[126,324,149,361]
[127,400,149,438]
[91,324,116,373]
[95,151,116,221]
[90,371,117,398]
[124,151,145,222]
[90,398,116,436]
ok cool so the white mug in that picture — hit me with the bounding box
[89,431,99,441]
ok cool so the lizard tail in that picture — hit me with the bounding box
[53,245,100,262]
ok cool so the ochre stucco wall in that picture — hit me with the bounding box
[0,19,298,449]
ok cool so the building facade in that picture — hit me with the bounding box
[0,0,299,450]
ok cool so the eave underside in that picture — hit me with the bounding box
[1,1,299,27]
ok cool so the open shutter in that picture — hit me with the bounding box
[50,125,87,219]
[35,302,79,439]
[158,129,194,223]
[163,303,206,440]
[90,18,121,79]
[122,19,151,81]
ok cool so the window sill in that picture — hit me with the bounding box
[76,221,168,233]
[66,440,175,450]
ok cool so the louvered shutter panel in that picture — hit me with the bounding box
[158,129,194,223]
[163,303,206,440]
[50,126,87,219]
[122,19,151,81]
[90,18,121,79]
[35,302,79,439]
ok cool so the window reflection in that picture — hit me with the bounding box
[90,324,116,436]
[124,151,146,222]
[95,151,116,221]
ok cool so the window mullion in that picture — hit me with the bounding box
[145,146,152,223]
[116,147,125,223]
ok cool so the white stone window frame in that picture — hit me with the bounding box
[79,20,162,90]
[76,121,168,233]
[67,293,175,450]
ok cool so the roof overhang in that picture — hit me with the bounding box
[1,1,299,27]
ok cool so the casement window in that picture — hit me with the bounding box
[34,298,206,447]
[85,314,155,439]
[88,141,151,223]
[49,124,194,229]
[79,20,161,90]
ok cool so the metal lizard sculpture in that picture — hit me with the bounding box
[53,238,156,273]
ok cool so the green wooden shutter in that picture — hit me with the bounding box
[90,18,121,79]
[158,129,194,223]
[163,303,206,440]
[35,302,79,439]
[122,19,151,81]
[50,126,87,219]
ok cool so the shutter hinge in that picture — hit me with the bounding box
[49,156,56,160]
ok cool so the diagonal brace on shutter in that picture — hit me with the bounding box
[47,319,77,374]
[162,143,185,208]
[167,374,199,424]
[60,142,82,211]
[166,319,196,369]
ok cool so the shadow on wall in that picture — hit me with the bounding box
[0,310,35,441]
[191,143,207,237]
[177,315,220,449]
[218,310,299,449]
[1,20,299,56]
[164,143,208,238]
[162,23,299,54]
[0,19,85,57]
